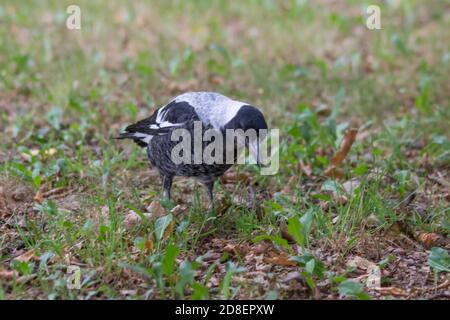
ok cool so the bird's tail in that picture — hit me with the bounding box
[116,132,135,139]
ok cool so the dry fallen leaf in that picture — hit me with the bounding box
[436,278,450,290]
[42,187,67,198]
[298,160,312,177]
[147,200,166,218]
[347,256,375,270]
[224,243,240,256]
[375,287,408,296]
[14,249,36,262]
[220,171,252,185]
[0,269,18,280]
[33,190,44,203]
[417,232,440,248]
[264,252,297,266]
[366,265,381,289]
[331,128,359,166]
[145,239,153,254]
[342,179,361,194]
[281,271,304,283]
[162,219,175,240]
[347,256,381,289]
[124,210,146,229]
[171,204,188,217]
[325,128,358,178]
[327,167,345,179]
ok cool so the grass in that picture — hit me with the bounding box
[0,0,449,299]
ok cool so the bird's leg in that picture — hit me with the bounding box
[162,175,173,200]
[202,180,215,205]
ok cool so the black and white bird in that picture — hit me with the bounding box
[118,91,267,202]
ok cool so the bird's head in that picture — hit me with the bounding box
[223,105,268,167]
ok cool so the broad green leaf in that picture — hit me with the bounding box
[191,283,209,300]
[428,247,450,273]
[291,253,326,278]
[175,261,195,298]
[287,216,304,246]
[162,244,179,276]
[305,259,315,274]
[338,280,371,300]
[300,208,314,238]
[154,214,173,241]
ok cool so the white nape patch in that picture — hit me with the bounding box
[133,132,153,144]
[174,92,245,130]
[155,104,169,123]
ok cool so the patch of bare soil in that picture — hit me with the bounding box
[189,234,449,300]
[0,178,35,257]
[0,178,34,219]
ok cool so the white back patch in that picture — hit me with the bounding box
[174,92,246,129]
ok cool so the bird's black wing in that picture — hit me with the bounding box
[117,100,199,147]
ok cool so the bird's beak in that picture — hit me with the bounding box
[249,139,263,168]
[256,140,262,168]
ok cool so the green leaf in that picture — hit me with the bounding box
[175,261,196,298]
[287,216,304,246]
[302,272,316,290]
[300,208,314,238]
[191,283,209,300]
[160,198,176,211]
[265,290,278,300]
[353,164,369,175]
[9,162,32,179]
[291,253,326,278]
[33,174,42,188]
[338,280,371,300]
[11,260,34,276]
[305,259,315,274]
[428,247,450,273]
[321,180,341,192]
[221,262,246,300]
[287,208,315,247]
[154,214,173,242]
[39,251,54,271]
[133,237,146,251]
[162,244,179,276]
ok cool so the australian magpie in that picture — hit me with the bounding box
[118,92,267,202]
